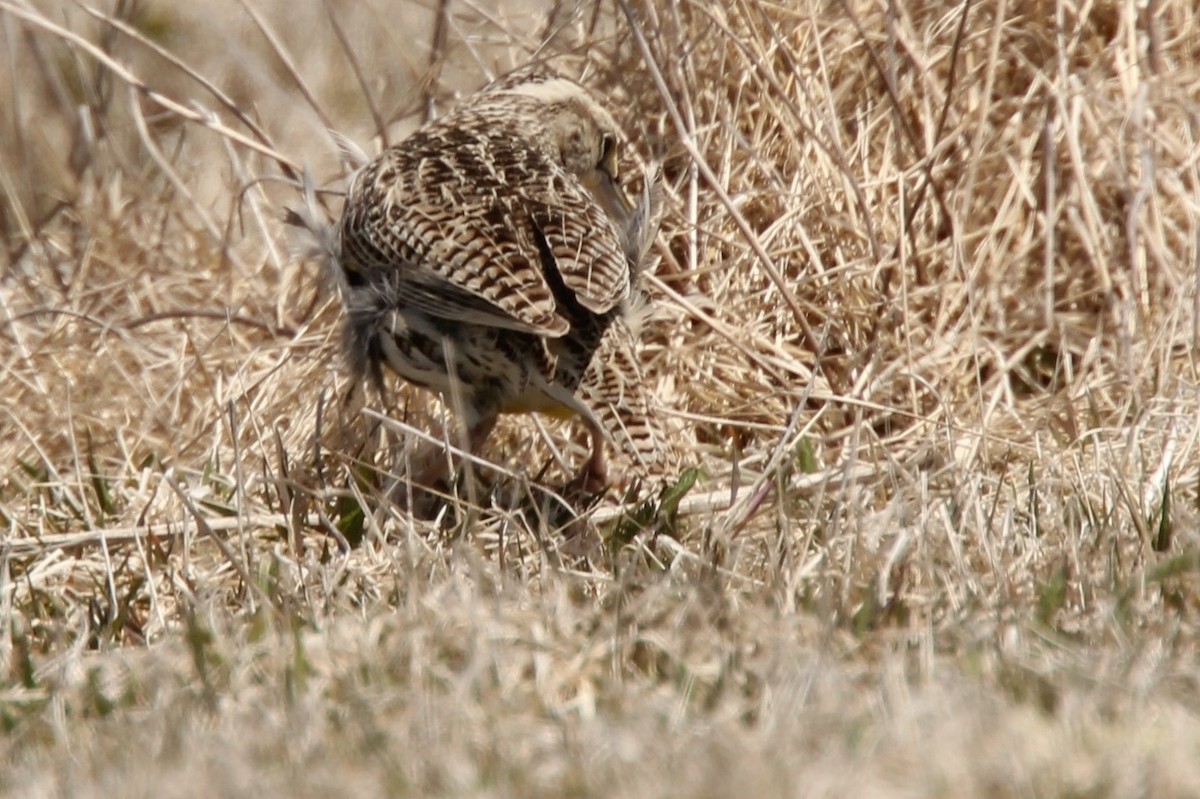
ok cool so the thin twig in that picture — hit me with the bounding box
[78,4,299,182]
[616,0,826,369]
[323,0,388,149]
[0,2,302,177]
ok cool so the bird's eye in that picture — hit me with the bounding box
[599,134,616,169]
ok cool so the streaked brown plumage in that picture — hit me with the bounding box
[336,74,661,487]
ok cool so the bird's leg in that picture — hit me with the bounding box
[405,414,498,517]
[569,416,609,494]
[467,415,499,456]
[412,414,497,487]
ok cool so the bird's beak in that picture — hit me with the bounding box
[582,165,634,223]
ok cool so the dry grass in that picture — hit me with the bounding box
[3,0,1200,795]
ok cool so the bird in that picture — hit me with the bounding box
[333,72,662,492]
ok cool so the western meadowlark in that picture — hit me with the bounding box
[336,73,661,490]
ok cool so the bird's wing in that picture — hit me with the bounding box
[522,165,631,317]
[338,116,630,337]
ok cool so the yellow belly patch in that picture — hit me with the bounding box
[499,395,578,420]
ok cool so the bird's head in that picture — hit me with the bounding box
[492,78,634,221]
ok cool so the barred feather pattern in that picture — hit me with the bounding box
[577,315,667,476]
[335,74,665,483]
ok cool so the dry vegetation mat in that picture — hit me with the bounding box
[3,0,1200,795]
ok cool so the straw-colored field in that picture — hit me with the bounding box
[4,1,1200,795]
